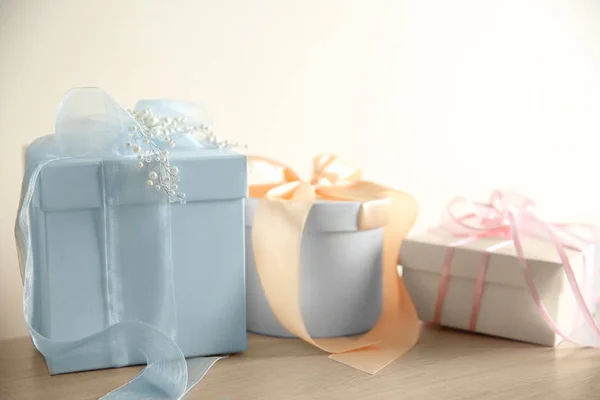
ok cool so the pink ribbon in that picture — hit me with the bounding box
[434,190,600,344]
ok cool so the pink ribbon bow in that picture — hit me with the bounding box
[434,190,600,344]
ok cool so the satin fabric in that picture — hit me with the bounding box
[15,88,222,400]
[249,154,420,374]
[437,190,600,346]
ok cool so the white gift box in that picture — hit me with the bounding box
[400,230,597,346]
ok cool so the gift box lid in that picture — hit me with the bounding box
[31,146,247,212]
[245,197,379,233]
[400,229,590,290]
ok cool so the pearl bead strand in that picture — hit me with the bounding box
[123,107,244,204]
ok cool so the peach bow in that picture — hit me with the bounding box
[249,154,420,374]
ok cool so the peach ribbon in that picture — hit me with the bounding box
[249,154,419,374]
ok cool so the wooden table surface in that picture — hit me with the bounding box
[1,326,600,400]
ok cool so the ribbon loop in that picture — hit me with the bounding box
[56,87,132,137]
[310,153,362,185]
[53,88,136,157]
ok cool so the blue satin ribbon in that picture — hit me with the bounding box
[15,87,223,399]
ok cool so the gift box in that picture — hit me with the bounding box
[400,192,598,346]
[246,198,383,337]
[20,89,247,374]
[242,154,420,374]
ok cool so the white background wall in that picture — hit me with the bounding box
[1,0,600,339]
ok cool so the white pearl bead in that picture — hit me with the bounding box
[171,166,179,175]
[133,144,141,153]
[136,161,144,169]
[149,171,158,181]
[146,180,154,187]
[159,156,166,163]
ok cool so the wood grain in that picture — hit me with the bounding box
[1,325,600,400]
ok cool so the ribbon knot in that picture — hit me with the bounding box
[250,153,363,198]
[479,214,512,239]
[310,176,331,187]
[440,191,539,240]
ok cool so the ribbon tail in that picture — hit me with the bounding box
[183,356,225,395]
[103,354,223,400]
[329,188,420,373]
[508,212,600,346]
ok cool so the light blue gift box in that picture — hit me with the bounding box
[245,198,383,338]
[25,98,248,375]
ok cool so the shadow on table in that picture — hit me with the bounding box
[413,322,600,360]
[237,324,600,365]
[235,333,325,360]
